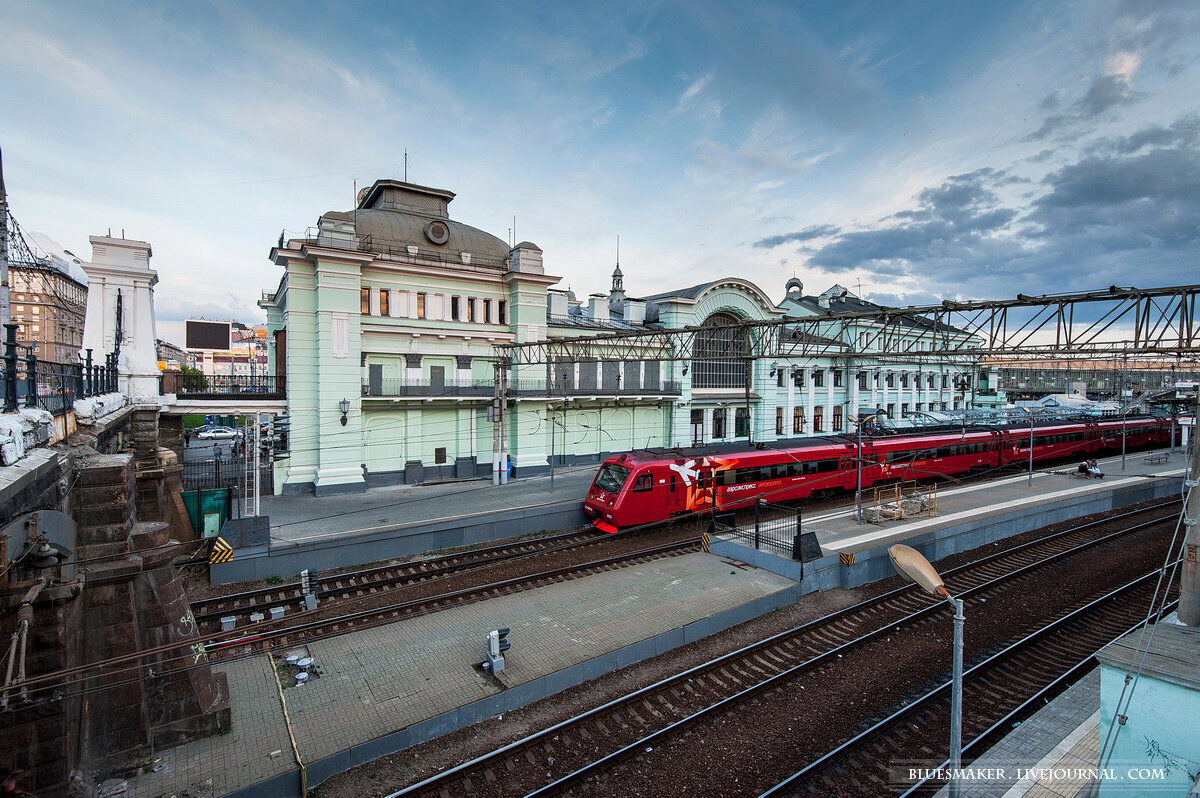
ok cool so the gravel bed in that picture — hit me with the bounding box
[310,497,1177,798]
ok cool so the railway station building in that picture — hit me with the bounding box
[260,178,987,495]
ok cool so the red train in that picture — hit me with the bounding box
[583,416,1172,532]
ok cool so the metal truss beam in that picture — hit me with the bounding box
[496,284,1200,366]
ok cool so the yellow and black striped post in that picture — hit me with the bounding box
[700,533,711,552]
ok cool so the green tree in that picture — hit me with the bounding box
[181,366,208,392]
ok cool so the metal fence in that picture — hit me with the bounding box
[181,456,274,495]
[711,500,809,560]
[1,325,118,414]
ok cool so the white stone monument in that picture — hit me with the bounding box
[81,235,160,401]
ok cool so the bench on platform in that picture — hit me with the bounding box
[1144,453,1169,465]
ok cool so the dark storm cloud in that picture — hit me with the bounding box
[753,224,840,249]
[805,169,1018,276]
[797,115,1200,301]
[1027,75,1140,141]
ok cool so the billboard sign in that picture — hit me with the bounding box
[185,320,232,352]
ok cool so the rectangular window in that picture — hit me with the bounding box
[633,473,653,492]
[858,372,868,390]
[467,298,475,322]
[928,374,935,388]
[902,402,909,415]
[886,402,895,417]
[776,407,784,435]
[735,407,749,437]
[451,296,460,320]
[942,374,949,388]
[379,290,389,317]
[777,369,784,388]
[417,293,426,319]
[886,373,895,387]
[498,300,507,324]
[360,288,370,315]
[813,405,824,432]
[833,406,843,432]
[833,370,843,387]
[813,369,825,387]
[901,374,909,388]
[713,409,727,438]
[483,298,492,323]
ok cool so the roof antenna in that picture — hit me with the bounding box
[404,149,408,182]
[513,215,517,245]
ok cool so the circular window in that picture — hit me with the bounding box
[424,220,450,245]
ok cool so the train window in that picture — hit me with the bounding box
[670,473,677,493]
[594,464,630,492]
[633,474,653,492]
[819,459,839,472]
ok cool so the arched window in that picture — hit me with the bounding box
[692,312,749,389]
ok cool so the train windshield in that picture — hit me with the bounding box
[594,463,631,492]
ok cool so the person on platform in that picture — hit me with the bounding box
[1086,458,1103,478]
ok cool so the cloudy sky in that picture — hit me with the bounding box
[2,0,1198,345]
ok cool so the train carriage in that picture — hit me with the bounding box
[583,415,1173,532]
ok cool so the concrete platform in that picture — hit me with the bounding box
[707,448,1187,594]
[930,669,1102,798]
[126,551,798,797]
[214,466,598,583]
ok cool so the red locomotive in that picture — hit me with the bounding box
[583,416,1172,532]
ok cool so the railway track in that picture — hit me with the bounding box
[191,527,616,628]
[763,571,1178,797]
[381,500,1180,798]
[205,539,701,655]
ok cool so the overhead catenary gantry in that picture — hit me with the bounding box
[486,283,1200,486]
[494,283,1200,365]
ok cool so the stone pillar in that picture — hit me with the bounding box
[159,413,184,462]
[72,454,230,767]
[80,235,161,402]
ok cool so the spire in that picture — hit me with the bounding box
[609,235,626,308]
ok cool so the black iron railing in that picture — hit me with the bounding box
[361,377,682,398]
[2,325,118,414]
[162,373,285,398]
[711,500,805,560]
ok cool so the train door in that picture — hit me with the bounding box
[694,465,715,511]
[665,469,688,517]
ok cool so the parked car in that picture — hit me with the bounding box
[196,427,241,440]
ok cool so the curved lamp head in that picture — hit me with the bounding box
[888,544,949,598]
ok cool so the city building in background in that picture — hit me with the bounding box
[10,232,88,364]
[156,338,191,371]
[184,319,268,379]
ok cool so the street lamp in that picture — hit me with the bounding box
[889,544,964,798]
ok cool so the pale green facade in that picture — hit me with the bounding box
[262,179,990,496]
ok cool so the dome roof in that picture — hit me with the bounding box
[343,178,513,268]
[351,209,513,265]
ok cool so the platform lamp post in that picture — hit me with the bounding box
[889,544,964,798]
[1022,407,1043,487]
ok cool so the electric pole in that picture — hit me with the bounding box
[1179,388,1200,626]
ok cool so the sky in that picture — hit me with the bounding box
[2,0,1198,347]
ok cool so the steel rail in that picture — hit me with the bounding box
[761,571,1178,797]
[191,527,613,623]
[382,501,1179,798]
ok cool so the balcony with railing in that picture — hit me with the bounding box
[362,376,682,399]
